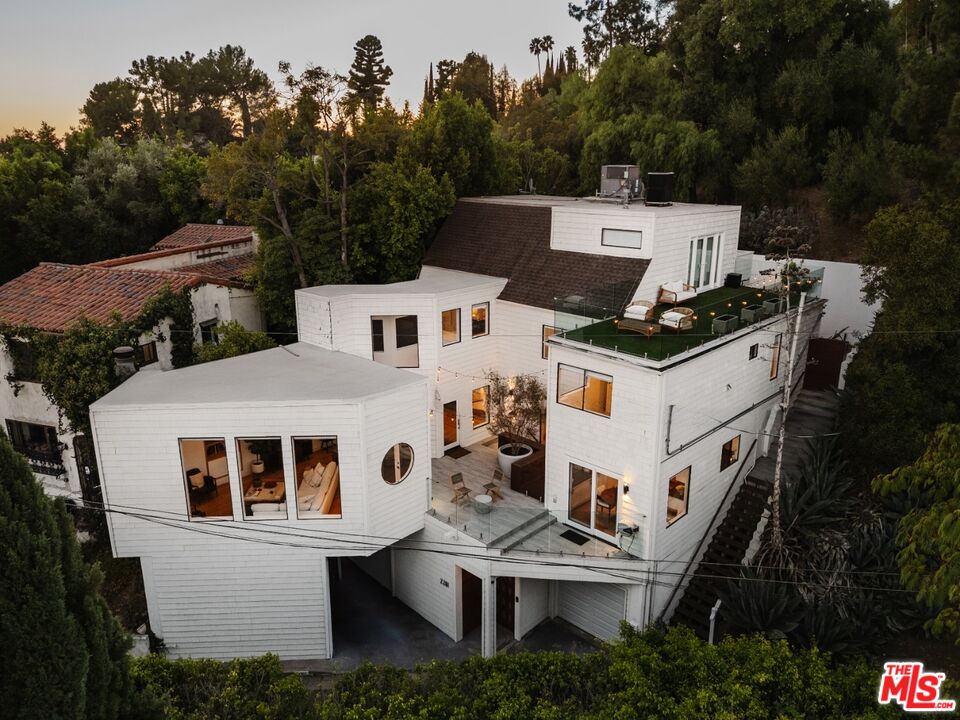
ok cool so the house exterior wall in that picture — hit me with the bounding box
[550,206,654,260]
[190,284,264,340]
[633,209,741,302]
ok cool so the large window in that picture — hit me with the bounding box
[180,438,233,519]
[381,443,414,485]
[372,315,419,369]
[721,435,741,471]
[395,315,418,349]
[471,303,489,337]
[441,308,460,346]
[5,419,63,476]
[686,234,721,289]
[568,462,619,538]
[557,364,613,417]
[770,333,782,380]
[666,467,690,525]
[542,325,560,359]
[292,437,341,518]
[472,386,489,428]
[236,437,287,519]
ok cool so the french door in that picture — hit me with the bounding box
[443,400,459,450]
[687,234,722,289]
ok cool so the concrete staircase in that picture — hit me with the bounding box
[490,509,556,550]
[668,389,839,638]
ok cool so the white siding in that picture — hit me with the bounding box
[557,581,626,640]
[633,209,741,302]
[551,206,654,260]
[516,577,550,638]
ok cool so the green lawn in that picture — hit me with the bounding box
[562,285,799,361]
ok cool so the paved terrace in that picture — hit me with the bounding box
[430,441,638,560]
[561,283,815,362]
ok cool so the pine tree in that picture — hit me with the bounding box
[347,34,393,109]
[0,433,131,720]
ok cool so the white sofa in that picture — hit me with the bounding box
[297,461,340,515]
[250,502,286,519]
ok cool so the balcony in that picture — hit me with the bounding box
[554,268,824,365]
[14,446,66,477]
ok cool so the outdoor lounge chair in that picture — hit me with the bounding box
[658,306,695,332]
[451,472,471,505]
[621,300,655,322]
[658,281,697,305]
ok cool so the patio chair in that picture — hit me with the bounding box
[483,469,505,501]
[621,300,655,322]
[658,306,695,332]
[658,281,697,305]
[451,472,471,505]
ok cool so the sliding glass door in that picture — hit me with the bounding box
[568,463,619,538]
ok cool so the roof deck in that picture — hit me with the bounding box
[430,441,641,560]
[556,271,823,365]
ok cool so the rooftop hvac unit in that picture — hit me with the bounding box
[600,165,641,198]
[645,172,674,206]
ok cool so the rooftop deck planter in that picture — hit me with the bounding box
[497,443,533,479]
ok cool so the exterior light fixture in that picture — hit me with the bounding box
[709,311,716,316]
[623,484,630,495]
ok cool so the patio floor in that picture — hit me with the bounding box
[431,441,637,559]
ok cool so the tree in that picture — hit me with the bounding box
[347,35,393,110]
[873,424,960,644]
[0,432,132,720]
[200,45,275,138]
[529,37,544,83]
[81,79,141,143]
[449,52,497,116]
[484,371,545,457]
[350,150,455,283]
[568,0,666,67]
[195,321,277,362]
[734,126,815,207]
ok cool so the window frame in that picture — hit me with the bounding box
[471,385,490,429]
[235,436,288,520]
[470,302,489,338]
[542,325,560,359]
[720,434,741,471]
[380,442,415,485]
[601,227,643,249]
[292,436,342,520]
[199,319,219,345]
[666,466,691,527]
[567,461,622,540]
[441,308,461,346]
[749,343,759,360]
[393,315,420,368]
[179,437,233,521]
[770,333,783,380]
[556,363,613,418]
[370,318,385,353]
[136,340,158,366]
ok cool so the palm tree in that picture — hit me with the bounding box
[529,37,543,82]
[541,35,555,66]
[564,46,578,72]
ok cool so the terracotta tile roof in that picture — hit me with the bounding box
[152,223,254,250]
[178,253,256,284]
[0,263,200,333]
[423,199,650,311]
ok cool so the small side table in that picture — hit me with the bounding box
[474,494,493,514]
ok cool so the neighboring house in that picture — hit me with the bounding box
[90,175,828,660]
[0,224,264,500]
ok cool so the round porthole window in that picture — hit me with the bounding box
[381,443,414,485]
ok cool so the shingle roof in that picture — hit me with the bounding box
[152,223,253,250]
[0,263,200,333]
[422,199,649,311]
[178,253,256,284]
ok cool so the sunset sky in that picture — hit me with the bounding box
[0,0,581,136]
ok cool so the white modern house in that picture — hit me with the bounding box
[0,224,264,500]
[90,173,828,660]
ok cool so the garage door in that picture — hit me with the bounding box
[558,581,626,640]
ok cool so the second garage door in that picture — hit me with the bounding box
[557,581,626,640]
